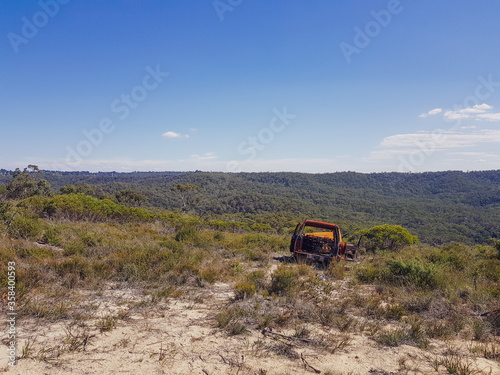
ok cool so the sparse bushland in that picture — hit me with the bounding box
[0,188,499,373]
[0,194,292,328]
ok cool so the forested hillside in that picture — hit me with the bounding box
[1,169,499,244]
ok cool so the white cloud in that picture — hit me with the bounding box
[162,131,189,139]
[418,103,498,121]
[443,103,495,120]
[380,129,500,149]
[476,112,500,122]
[444,111,471,120]
[461,103,492,113]
[190,152,217,161]
[448,151,498,157]
[418,108,442,118]
[364,149,423,161]
[162,131,181,138]
[444,152,500,165]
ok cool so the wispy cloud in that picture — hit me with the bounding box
[448,151,498,157]
[476,112,500,122]
[35,156,345,173]
[161,131,190,139]
[418,108,442,118]
[365,149,423,161]
[190,152,217,161]
[445,152,500,165]
[419,103,500,122]
[380,129,500,149]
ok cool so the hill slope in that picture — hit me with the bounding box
[1,169,499,244]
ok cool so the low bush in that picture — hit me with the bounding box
[175,226,198,242]
[234,282,256,300]
[20,194,153,222]
[8,214,42,241]
[246,270,267,290]
[268,265,298,296]
[359,224,419,252]
[384,260,437,289]
[375,316,429,348]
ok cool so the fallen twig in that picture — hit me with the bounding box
[261,328,311,344]
[301,353,321,374]
[146,341,163,346]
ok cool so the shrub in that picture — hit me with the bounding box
[97,314,117,332]
[63,241,86,256]
[327,261,345,280]
[472,318,490,341]
[41,227,62,246]
[246,270,267,290]
[0,202,11,221]
[269,265,297,296]
[20,194,152,222]
[359,224,419,252]
[427,251,465,270]
[234,282,256,300]
[250,223,274,233]
[55,257,91,282]
[375,316,428,348]
[216,306,244,328]
[356,263,382,283]
[242,233,288,252]
[244,248,266,262]
[227,322,247,336]
[175,226,198,242]
[384,260,437,289]
[15,247,53,259]
[159,239,184,254]
[199,268,217,284]
[213,231,225,241]
[384,304,406,321]
[8,214,42,241]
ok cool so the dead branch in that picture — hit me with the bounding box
[301,352,321,374]
[261,328,311,344]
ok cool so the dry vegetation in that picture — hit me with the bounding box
[0,197,499,374]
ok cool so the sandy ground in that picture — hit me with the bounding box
[1,279,499,375]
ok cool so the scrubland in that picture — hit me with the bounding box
[0,194,499,374]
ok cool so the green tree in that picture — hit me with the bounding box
[60,184,78,195]
[115,190,147,207]
[359,224,419,252]
[0,201,10,222]
[6,165,51,199]
[60,183,108,199]
[171,183,202,213]
[0,184,7,200]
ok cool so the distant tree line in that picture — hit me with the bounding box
[1,166,499,245]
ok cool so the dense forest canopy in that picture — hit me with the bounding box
[1,169,499,244]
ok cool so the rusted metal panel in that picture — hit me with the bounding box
[291,220,358,263]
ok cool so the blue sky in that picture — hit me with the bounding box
[1,0,500,173]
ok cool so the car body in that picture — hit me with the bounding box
[290,220,357,263]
